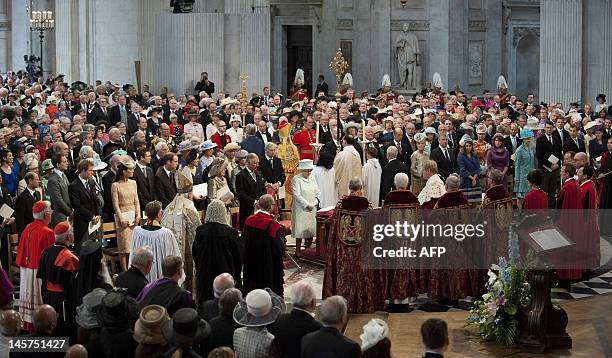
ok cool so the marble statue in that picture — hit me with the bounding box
[395,23,421,90]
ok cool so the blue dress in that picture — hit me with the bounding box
[457,153,481,203]
[513,144,535,198]
[1,169,17,198]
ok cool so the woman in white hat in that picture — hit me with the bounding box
[226,114,244,143]
[291,159,320,254]
[410,132,429,194]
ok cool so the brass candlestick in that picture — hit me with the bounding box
[239,74,248,102]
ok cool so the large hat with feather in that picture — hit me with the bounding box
[342,73,354,87]
[432,72,443,90]
[294,69,305,87]
[381,74,391,88]
[497,75,508,90]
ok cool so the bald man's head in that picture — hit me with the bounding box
[65,344,88,358]
[0,310,21,336]
[32,304,57,335]
[213,273,235,298]
[574,152,588,168]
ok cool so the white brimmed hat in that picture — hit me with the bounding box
[233,288,285,327]
[297,159,314,171]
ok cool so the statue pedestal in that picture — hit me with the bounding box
[396,89,420,98]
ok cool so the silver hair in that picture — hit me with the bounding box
[348,177,363,192]
[394,172,409,190]
[488,169,504,185]
[132,246,154,267]
[32,201,51,220]
[212,273,235,298]
[265,142,277,151]
[319,295,348,326]
[245,123,257,136]
[445,174,460,190]
[108,127,120,136]
[291,282,316,309]
[386,146,398,160]
[79,145,94,159]
[155,140,168,151]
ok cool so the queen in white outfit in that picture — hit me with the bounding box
[292,159,320,254]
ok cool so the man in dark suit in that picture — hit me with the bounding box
[133,148,156,210]
[315,75,329,97]
[198,273,236,321]
[255,120,273,145]
[386,128,412,169]
[69,159,100,248]
[115,247,152,299]
[430,136,457,181]
[421,318,449,358]
[47,154,72,228]
[162,98,184,124]
[205,288,242,355]
[317,115,333,144]
[154,153,179,209]
[259,143,286,189]
[270,282,322,358]
[240,124,265,160]
[89,96,111,125]
[536,120,563,208]
[101,155,119,221]
[380,146,409,204]
[108,94,130,127]
[505,123,522,187]
[563,124,586,154]
[235,153,266,229]
[301,296,361,358]
[554,117,569,144]
[15,172,41,235]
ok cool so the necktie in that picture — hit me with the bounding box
[141,165,147,179]
[575,138,579,147]
[63,173,69,187]
[444,148,450,161]
[33,191,40,201]
[396,142,402,155]
[269,158,273,169]
[85,181,91,193]
[548,135,553,144]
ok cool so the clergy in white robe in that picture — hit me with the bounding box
[362,148,382,207]
[129,219,180,283]
[333,136,363,199]
[312,151,337,208]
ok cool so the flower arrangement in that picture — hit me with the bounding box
[466,256,531,345]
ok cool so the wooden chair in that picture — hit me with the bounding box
[101,222,121,275]
[8,231,19,282]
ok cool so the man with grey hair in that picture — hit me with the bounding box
[116,246,153,299]
[301,295,360,358]
[235,153,266,228]
[198,273,236,321]
[206,288,242,354]
[383,171,420,206]
[270,282,322,358]
[242,194,284,295]
[381,144,410,202]
[482,168,511,206]
[151,140,170,174]
[240,123,265,158]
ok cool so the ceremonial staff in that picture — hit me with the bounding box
[329,48,349,142]
[240,74,248,127]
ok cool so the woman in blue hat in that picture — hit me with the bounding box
[514,128,536,208]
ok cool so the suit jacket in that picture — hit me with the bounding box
[562,136,586,154]
[380,159,410,203]
[301,326,361,358]
[554,128,570,144]
[133,164,155,209]
[47,172,72,226]
[315,81,329,96]
[206,314,240,355]
[115,266,149,299]
[108,104,130,127]
[90,106,111,125]
[163,107,184,124]
[317,123,333,144]
[255,131,272,144]
[101,170,116,220]
[235,169,266,227]
[154,167,177,208]
[505,135,522,174]
[240,136,265,159]
[535,133,563,170]
[69,177,100,245]
[385,138,412,169]
[259,156,286,186]
[430,146,457,181]
[15,188,38,235]
[127,112,140,135]
[269,309,322,358]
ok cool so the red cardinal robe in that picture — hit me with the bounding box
[555,178,583,280]
[292,128,316,160]
[580,180,600,269]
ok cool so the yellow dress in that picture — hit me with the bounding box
[111,179,140,253]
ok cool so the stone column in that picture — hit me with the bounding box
[10,0,29,70]
[428,0,450,90]
[539,0,582,107]
[54,0,76,81]
[0,0,9,71]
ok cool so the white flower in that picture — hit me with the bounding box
[487,270,498,286]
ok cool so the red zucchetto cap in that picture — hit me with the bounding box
[54,221,70,236]
[32,201,47,214]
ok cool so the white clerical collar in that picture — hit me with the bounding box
[564,177,575,184]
